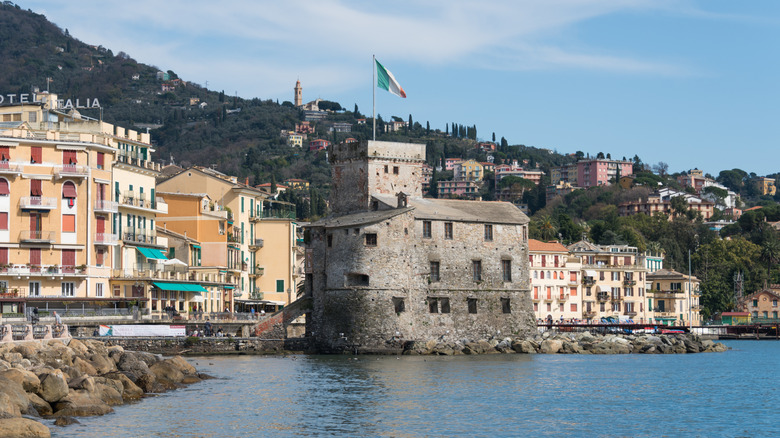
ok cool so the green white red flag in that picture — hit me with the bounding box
[375,59,406,98]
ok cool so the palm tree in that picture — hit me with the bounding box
[537,216,558,242]
[761,239,780,285]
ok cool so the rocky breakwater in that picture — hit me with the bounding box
[0,339,208,438]
[403,332,728,355]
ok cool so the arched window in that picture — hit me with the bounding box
[533,271,538,279]
[0,178,8,196]
[62,181,77,208]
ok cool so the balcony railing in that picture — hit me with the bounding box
[597,292,609,302]
[248,239,264,250]
[55,164,88,178]
[623,279,637,286]
[249,265,265,276]
[94,233,119,245]
[120,227,157,244]
[582,278,595,286]
[19,230,56,243]
[94,200,118,213]
[20,196,57,210]
[558,294,569,301]
[0,264,86,277]
[0,161,22,175]
[118,193,168,213]
[611,294,623,301]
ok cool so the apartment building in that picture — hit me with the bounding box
[646,269,702,326]
[568,240,648,322]
[528,240,582,322]
[157,167,298,310]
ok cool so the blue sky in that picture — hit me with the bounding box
[24,0,780,176]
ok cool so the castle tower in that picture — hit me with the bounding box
[329,140,426,215]
[294,80,302,107]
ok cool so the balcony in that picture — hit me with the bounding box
[248,239,264,251]
[118,192,168,213]
[651,289,684,297]
[583,310,597,318]
[597,292,609,302]
[249,214,261,223]
[19,196,57,210]
[54,164,88,179]
[531,295,540,302]
[557,293,569,302]
[120,227,157,245]
[582,278,595,286]
[692,304,703,311]
[611,294,623,301]
[249,265,265,277]
[624,311,638,317]
[543,295,554,303]
[623,279,637,287]
[94,200,118,213]
[0,161,22,175]
[19,230,55,243]
[94,232,119,245]
[1,264,86,277]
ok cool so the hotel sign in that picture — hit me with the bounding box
[0,93,101,109]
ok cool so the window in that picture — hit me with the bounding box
[393,297,405,313]
[346,273,369,286]
[468,298,478,314]
[625,302,634,314]
[0,248,7,266]
[62,282,75,297]
[0,212,7,231]
[0,147,8,162]
[365,233,377,246]
[753,299,758,307]
[484,224,493,241]
[30,179,42,197]
[29,282,40,297]
[30,146,42,164]
[62,214,76,233]
[502,260,512,282]
[0,178,8,196]
[501,298,511,314]
[444,222,453,239]
[472,260,482,282]
[422,221,432,238]
[97,152,105,169]
[428,297,450,314]
[600,271,605,281]
[384,165,388,173]
[276,280,285,293]
[327,234,333,247]
[430,261,440,282]
[393,166,399,175]
[96,248,105,267]
[96,283,104,297]
[774,300,778,308]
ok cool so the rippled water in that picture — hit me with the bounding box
[48,341,779,437]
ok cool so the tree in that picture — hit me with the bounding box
[653,162,669,177]
[426,121,430,134]
[492,132,496,143]
[670,195,688,217]
[761,238,780,283]
[596,152,605,159]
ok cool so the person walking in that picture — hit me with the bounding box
[53,311,62,326]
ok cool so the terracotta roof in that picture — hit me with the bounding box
[721,312,750,316]
[744,206,763,211]
[528,239,569,252]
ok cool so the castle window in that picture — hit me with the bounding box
[346,273,369,287]
[501,298,511,314]
[384,165,388,173]
[472,260,482,282]
[393,297,405,313]
[429,297,450,314]
[430,261,440,282]
[444,222,453,239]
[468,298,478,314]
[484,224,493,241]
[422,221,432,238]
[393,166,399,175]
[502,260,512,282]
[327,234,333,247]
[365,233,377,246]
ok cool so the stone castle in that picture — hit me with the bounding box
[306,140,535,353]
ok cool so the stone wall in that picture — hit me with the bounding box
[98,337,288,355]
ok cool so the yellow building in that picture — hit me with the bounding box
[758,177,776,196]
[529,240,582,322]
[568,240,648,323]
[453,159,483,181]
[283,179,309,190]
[288,134,303,148]
[157,167,298,310]
[646,269,701,326]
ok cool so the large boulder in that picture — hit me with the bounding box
[26,393,52,416]
[103,372,143,401]
[37,372,69,403]
[0,368,40,393]
[71,357,97,376]
[135,373,161,394]
[88,353,116,375]
[11,343,40,361]
[511,340,539,354]
[52,390,113,417]
[540,339,563,354]
[65,339,89,357]
[0,418,51,438]
[117,352,150,380]
[0,377,32,416]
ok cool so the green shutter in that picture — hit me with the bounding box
[115,182,120,200]
[241,197,244,213]
[276,280,284,292]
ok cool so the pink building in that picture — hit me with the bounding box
[437,180,479,198]
[577,159,633,188]
[444,158,462,171]
[309,139,331,151]
[495,161,544,185]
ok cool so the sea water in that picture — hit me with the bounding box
[48,340,777,437]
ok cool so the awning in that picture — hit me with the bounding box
[63,182,77,198]
[585,270,597,278]
[264,300,286,306]
[597,285,609,292]
[136,247,168,261]
[152,282,208,292]
[192,245,201,249]
[191,294,205,303]
[223,285,235,289]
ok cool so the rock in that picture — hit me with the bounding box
[511,340,538,354]
[53,416,80,426]
[52,390,113,417]
[540,339,563,354]
[72,357,97,376]
[562,341,583,354]
[88,353,116,374]
[0,377,32,416]
[65,339,89,357]
[0,368,40,393]
[26,393,52,416]
[2,352,23,366]
[710,343,728,352]
[165,356,197,375]
[68,375,96,393]
[117,352,150,379]
[135,373,161,393]
[11,343,40,360]
[0,417,51,438]
[37,372,69,403]
[94,381,124,406]
[103,372,143,401]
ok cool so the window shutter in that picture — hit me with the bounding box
[30,179,42,196]
[97,152,104,168]
[31,147,42,164]
[0,248,7,265]
[63,181,77,198]
[0,146,9,161]
[0,212,7,230]
[62,249,76,266]
[0,179,8,195]
[30,248,41,265]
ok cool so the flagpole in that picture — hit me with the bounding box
[372,54,376,141]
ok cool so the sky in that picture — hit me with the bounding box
[23,0,780,176]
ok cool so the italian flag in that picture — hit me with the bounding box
[376,59,406,98]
